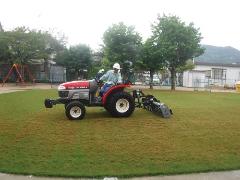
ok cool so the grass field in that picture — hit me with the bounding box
[0,89,240,178]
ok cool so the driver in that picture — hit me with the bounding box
[99,63,122,96]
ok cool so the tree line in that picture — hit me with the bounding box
[0,15,204,90]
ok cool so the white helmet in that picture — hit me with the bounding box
[113,63,121,70]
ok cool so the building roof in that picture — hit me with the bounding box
[195,61,240,68]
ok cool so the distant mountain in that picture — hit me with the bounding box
[195,45,240,64]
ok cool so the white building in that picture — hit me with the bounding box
[183,62,240,88]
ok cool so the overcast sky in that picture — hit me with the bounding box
[1,0,240,50]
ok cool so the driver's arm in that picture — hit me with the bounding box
[99,70,110,82]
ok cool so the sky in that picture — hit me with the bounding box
[0,0,240,50]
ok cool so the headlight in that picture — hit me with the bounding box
[58,85,66,90]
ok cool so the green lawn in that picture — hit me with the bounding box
[0,89,240,178]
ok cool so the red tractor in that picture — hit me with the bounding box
[45,72,172,120]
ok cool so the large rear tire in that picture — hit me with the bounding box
[106,92,135,117]
[65,101,86,120]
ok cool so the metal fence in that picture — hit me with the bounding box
[134,72,182,87]
[0,64,66,83]
[34,66,66,83]
[134,72,238,91]
[192,78,237,91]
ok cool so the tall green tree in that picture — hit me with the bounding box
[0,32,11,63]
[138,38,165,89]
[103,22,142,66]
[0,27,65,64]
[152,15,204,90]
[56,44,93,80]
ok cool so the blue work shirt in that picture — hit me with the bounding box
[100,70,122,85]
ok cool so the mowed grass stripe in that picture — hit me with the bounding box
[0,90,240,177]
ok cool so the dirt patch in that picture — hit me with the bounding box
[0,83,58,94]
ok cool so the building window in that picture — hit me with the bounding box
[212,68,226,79]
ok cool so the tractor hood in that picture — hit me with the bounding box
[58,81,90,90]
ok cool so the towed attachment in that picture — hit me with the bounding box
[133,90,173,118]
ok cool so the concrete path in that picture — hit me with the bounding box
[128,170,240,180]
[1,170,240,180]
[0,89,24,94]
[0,173,93,180]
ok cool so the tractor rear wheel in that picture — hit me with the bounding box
[107,92,135,117]
[65,101,86,120]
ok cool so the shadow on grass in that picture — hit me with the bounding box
[44,107,117,122]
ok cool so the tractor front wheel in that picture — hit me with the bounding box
[107,92,135,117]
[65,101,86,120]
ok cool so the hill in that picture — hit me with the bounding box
[195,45,240,64]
